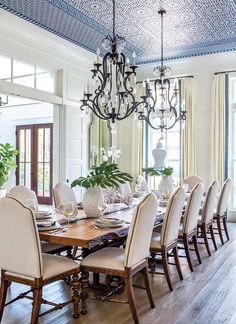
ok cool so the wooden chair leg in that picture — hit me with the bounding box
[192,234,202,264]
[71,273,80,319]
[173,246,183,280]
[183,236,193,272]
[209,224,217,251]
[216,217,224,245]
[125,276,139,324]
[31,287,42,324]
[201,224,211,256]
[0,278,9,322]
[72,246,78,259]
[162,250,173,291]
[142,266,155,308]
[223,216,230,241]
[80,271,89,315]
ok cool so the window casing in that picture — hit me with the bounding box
[0,54,55,93]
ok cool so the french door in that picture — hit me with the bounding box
[16,123,53,204]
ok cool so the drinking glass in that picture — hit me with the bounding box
[97,203,108,220]
[26,198,37,211]
[60,201,77,228]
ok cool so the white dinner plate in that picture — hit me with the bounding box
[37,224,60,231]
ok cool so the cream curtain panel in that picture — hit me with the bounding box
[210,73,225,186]
[131,83,144,178]
[181,77,196,180]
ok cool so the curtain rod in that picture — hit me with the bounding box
[136,75,194,84]
[215,69,236,75]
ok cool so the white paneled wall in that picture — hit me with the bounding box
[64,106,89,202]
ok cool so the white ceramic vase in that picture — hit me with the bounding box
[0,188,7,199]
[82,186,104,218]
[158,176,174,198]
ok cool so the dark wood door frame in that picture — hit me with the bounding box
[16,123,53,204]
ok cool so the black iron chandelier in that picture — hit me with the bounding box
[80,0,140,124]
[138,8,187,132]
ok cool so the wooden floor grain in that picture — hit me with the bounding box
[1,223,236,324]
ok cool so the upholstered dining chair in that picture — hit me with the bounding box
[213,178,231,245]
[53,182,77,209]
[183,175,204,190]
[197,180,219,256]
[80,193,158,324]
[0,196,80,324]
[136,175,150,194]
[150,187,186,291]
[53,182,80,259]
[8,185,71,256]
[8,185,39,210]
[119,182,132,196]
[178,183,204,271]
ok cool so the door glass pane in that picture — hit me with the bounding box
[44,128,51,162]
[44,163,50,197]
[18,128,31,187]
[38,163,44,197]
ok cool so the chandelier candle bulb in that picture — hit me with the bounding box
[96,48,100,63]
[132,51,136,65]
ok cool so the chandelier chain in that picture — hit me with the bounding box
[161,9,164,68]
[112,0,116,38]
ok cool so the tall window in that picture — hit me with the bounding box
[228,73,236,209]
[145,80,182,185]
[0,53,55,93]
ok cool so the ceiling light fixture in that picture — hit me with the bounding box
[80,0,141,125]
[138,7,186,132]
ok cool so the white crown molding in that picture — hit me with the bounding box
[0,9,94,74]
[137,50,236,80]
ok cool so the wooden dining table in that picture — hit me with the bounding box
[39,203,165,253]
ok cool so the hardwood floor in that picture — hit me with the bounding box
[2,223,236,324]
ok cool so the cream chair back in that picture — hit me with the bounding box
[0,197,42,278]
[183,175,203,190]
[53,182,77,208]
[119,182,132,196]
[8,185,39,210]
[183,183,204,234]
[124,193,158,268]
[161,187,186,247]
[201,180,219,224]
[216,178,232,216]
[136,175,150,193]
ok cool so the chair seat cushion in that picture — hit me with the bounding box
[150,232,161,250]
[42,254,79,279]
[81,247,125,271]
[6,254,79,281]
[40,241,68,253]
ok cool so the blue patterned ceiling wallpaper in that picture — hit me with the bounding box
[0,0,236,64]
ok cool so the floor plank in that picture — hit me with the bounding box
[1,224,236,324]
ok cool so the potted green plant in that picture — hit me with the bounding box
[72,162,133,217]
[0,143,18,198]
[143,166,174,198]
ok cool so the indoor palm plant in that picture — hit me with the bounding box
[0,143,18,198]
[143,166,174,197]
[72,162,133,217]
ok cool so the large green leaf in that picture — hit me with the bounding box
[71,161,133,189]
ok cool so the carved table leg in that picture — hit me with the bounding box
[80,271,89,315]
[71,273,80,319]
